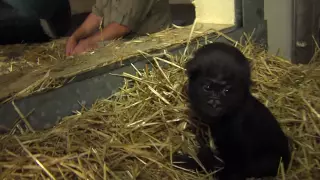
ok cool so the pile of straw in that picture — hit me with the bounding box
[0,40,66,76]
[0,36,319,179]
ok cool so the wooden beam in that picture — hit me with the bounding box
[0,23,233,102]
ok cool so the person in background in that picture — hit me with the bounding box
[1,0,71,44]
[66,0,172,56]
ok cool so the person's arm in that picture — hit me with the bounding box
[70,0,155,56]
[70,21,130,55]
[66,13,102,56]
[86,0,156,44]
[71,13,102,41]
[71,0,105,41]
[86,22,130,43]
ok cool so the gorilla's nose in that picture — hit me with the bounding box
[208,99,214,105]
[208,99,221,108]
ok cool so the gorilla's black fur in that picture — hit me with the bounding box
[174,42,291,180]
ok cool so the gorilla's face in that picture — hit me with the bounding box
[185,42,251,121]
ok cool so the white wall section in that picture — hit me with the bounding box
[193,0,235,25]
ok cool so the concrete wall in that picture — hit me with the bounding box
[264,0,293,61]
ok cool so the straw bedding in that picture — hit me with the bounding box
[0,37,319,180]
[0,40,66,76]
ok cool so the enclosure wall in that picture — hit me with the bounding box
[265,0,320,64]
[194,0,235,25]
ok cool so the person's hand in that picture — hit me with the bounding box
[72,38,98,55]
[65,36,78,56]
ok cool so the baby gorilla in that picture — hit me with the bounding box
[174,42,291,180]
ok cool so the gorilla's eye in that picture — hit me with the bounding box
[203,83,214,92]
[221,86,231,96]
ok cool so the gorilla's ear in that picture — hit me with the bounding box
[185,58,200,80]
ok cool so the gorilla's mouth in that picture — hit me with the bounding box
[204,104,223,117]
[209,107,223,116]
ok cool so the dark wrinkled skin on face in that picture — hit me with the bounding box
[173,42,291,180]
